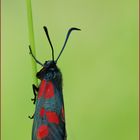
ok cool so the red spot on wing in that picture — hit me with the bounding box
[44,82,54,99]
[39,107,45,117]
[38,80,46,99]
[46,111,59,124]
[37,125,49,139]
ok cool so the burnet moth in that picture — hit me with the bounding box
[28,26,80,140]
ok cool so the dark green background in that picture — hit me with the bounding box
[2,0,138,140]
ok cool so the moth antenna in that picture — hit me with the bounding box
[29,45,44,67]
[55,27,81,62]
[43,26,55,61]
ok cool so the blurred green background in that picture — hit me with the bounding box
[1,0,138,140]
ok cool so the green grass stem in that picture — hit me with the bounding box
[26,0,38,86]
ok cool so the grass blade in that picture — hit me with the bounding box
[26,0,38,86]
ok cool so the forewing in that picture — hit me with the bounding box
[32,80,66,140]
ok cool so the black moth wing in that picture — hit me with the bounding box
[32,68,66,140]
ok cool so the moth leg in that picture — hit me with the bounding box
[28,114,34,119]
[31,84,39,104]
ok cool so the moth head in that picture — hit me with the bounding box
[36,60,57,80]
[44,60,56,69]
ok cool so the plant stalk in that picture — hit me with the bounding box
[26,0,38,86]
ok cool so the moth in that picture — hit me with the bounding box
[28,26,80,140]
